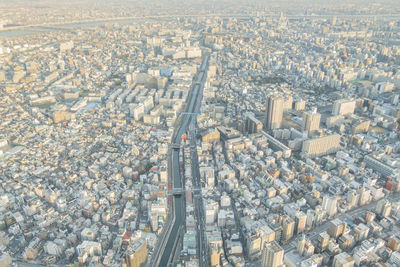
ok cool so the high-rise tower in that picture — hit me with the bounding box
[264,95,284,130]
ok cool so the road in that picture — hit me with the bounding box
[190,115,209,266]
[283,192,400,252]
[152,53,210,267]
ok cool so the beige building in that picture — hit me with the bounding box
[201,128,221,143]
[261,241,284,267]
[302,134,341,158]
[302,110,321,134]
[332,99,356,116]
[328,218,347,239]
[280,215,295,242]
[126,239,147,267]
[376,199,392,217]
[264,95,284,130]
[333,252,355,267]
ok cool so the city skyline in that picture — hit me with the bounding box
[0,1,400,267]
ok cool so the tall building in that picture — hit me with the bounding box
[295,211,307,234]
[244,112,263,134]
[318,232,330,251]
[333,252,355,267]
[322,195,338,217]
[346,190,358,208]
[264,95,284,130]
[126,239,147,267]
[376,199,392,217]
[302,109,321,134]
[303,238,315,257]
[270,223,283,244]
[261,241,284,267]
[358,187,370,206]
[328,218,347,239]
[280,215,295,242]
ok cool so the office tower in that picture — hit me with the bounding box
[357,187,370,206]
[280,215,295,242]
[332,99,356,116]
[264,95,284,130]
[376,199,392,217]
[297,235,306,255]
[126,239,147,267]
[302,109,321,134]
[295,211,307,234]
[333,252,355,267]
[353,223,369,242]
[302,134,341,158]
[261,241,284,267]
[318,232,329,251]
[328,218,347,239]
[270,223,283,244]
[244,112,263,134]
[346,190,358,208]
[322,195,337,217]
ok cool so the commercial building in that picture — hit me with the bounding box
[332,99,356,116]
[244,112,263,134]
[261,241,284,267]
[302,134,341,158]
[328,218,347,239]
[364,155,396,177]
[126,239,147,267]
[280,215,295,242]
[302,109,321,134]
[264,95,284,130]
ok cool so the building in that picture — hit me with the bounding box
[264,95,284,130]
[322,195,338,217]
[201,128,220,143]
[332,99,356,116]
[328,218,347,239]
[364,155,396,177]
[302,134,341,158]
[280,215,295,242]
[261,241,284,267]
[318,232,329,251]
[261,131,292,158]
[353,223,369,242]
[295,211,307,234]
[358,187,370,206]
[210,243,222,266]
[302,109,321,134]
[245,112,263,134]
[126,239,147,267]
[333,252,355,267]
[376,199,392,217]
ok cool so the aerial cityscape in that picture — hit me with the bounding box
[1,1,400,267]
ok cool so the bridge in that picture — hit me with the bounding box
[170,144,181,150]
[167,188,202,196]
